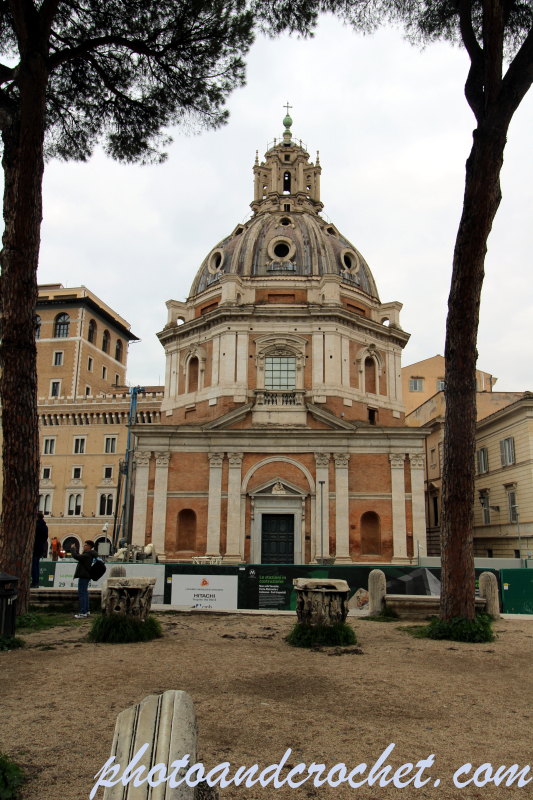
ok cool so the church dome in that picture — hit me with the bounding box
[189,114,379,301]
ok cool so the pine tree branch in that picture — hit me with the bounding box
[48,34,168,69]
[459,0,485,121]
[499,23,533,120]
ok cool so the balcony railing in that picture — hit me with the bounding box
[254,389,306,407]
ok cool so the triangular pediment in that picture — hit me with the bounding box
[249,477,307,497]
[201,402,253,430]
[306,403,358,430]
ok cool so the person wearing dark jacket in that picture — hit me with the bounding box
[31,512,49,588]
[70,540,98,618]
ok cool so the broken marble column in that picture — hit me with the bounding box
[368,569,386,616]
[101,577,157,620]
[294,578,350,625]
[478,571,500,618]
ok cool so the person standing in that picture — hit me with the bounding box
[31,512,49,588]
[70,540,98,618]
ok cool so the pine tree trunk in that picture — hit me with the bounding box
[0,54,48,615]
[440,121,507,621]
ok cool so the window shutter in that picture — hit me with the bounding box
[409,379,414,392]
[477,450,481,474]
[509,437,515,464]
[500,440,506,466]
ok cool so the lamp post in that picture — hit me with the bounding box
[319,480,325,565]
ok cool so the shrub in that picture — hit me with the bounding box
[88,614,162,644]
[286,622,357,648]
[404,614,496,643]
[0,635,24,652]
[0,751,25,799]
[362,605,400,622]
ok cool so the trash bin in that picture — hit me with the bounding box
[0,572,19,637]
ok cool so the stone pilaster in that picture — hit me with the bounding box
[131,451,151,547]
[152,451,171,560]
[409,453,426,562]
[333,453,351,563]
[206,452,224,557]
[314,453,330,561]
[390,453,409,562]
[224,452,244,563]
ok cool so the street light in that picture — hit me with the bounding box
[319,480,325,565]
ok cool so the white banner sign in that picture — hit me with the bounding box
[171,574,238,610]
[54,561,165,600]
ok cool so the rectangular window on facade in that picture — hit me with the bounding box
[68,494,82,516]
[54,351,63,366]
[477,447,489,474]
[115,374,120,385]
[430,448,436,467]
[50,381,60,397]
[102,366,107,380]
[88,357,93,371]
[104,466,113,480]
[500,437,515,466]
[437,379,445,391]
[480,495,491,525]
[73,467,82,480]
[409,378,424,392]
[264,356,296,391]
[508,490,518,522]
[43,438,55,455]
[514,550,520,559]
[432,496,439,527]
[42,467,51,480]
[486,549,493,558]
[74,438,86,454]
[85,386,91,397]
[99,493,114,515]
[39,494,51,515]
[105,436,117,454]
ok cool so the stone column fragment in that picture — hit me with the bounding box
[333,453,351,563]
[206,452,224,557]
[131,451,151,546]
[224,452,243,563]
[390,454,408,562]
[314,453,330,561]
[368,569,386,616]
[479,572,500,618]
[152,451,171,559]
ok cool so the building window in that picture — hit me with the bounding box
[437,378,445,391]
[432,496,439,526]
[35,316,41,339]
[99,493,114,516]
[88,319,96,344]
[508,490,518,523]
[177,509,197,551]
[284,204,290,212]
[368,408,377,425]
[102,329,110,354]
[514,550,520,559]
[480,495,491,525]
[115,339,123,363]
[360,511,382,555]
[115,373,120,385]
[54,313,70,338]
[39,493,51,515]
[409,378,424,392]
[105,436,117,454]
[50,381,60,398]
[74,437,86,454]
[85,386,91,397]
[88,357,93,371]
[43,438,55,455]
[42,467,51,480]
[72,467,82,480]
[104,466,113,480]
[68,494,82,516]
[53,351,63,366]
[477,447,489,474]
[265,356,296,391]
[500,437,515,466]
[102,366,107,380]
[486,549,493,558]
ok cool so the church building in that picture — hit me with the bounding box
[130,113,427,564]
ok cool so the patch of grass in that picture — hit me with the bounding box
[88,614,163,644]
[362,605,400,622]
[16,612,77,632]
[0,751,25,799]
[399,614,496,643]
[28,597,101,614]
[286,622,357,648]
[0,635,24,652]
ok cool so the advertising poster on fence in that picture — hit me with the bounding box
[171,573,239,609]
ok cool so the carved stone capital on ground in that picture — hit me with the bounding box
[409,453,425,469]
[333,452,350,468]
[207,451,224,468]
[134,450,151,468]
[154,450,171,468]
[314,452,330,468]
[227,452,244,467]
[389,453,406,469]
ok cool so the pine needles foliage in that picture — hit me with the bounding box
[88,614,162,644]
[286,622,357,648]
[0,751,25,800]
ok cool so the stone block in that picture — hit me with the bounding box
[294,578,350,626]
[101,577,157,620]
[368,569,386,616]
[478,572,500,618]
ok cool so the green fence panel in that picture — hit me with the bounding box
[500,569,533,614]
[38,559,56,587]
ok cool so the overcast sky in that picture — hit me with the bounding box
[35,15,533,391]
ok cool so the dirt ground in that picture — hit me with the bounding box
[1,612,532,800]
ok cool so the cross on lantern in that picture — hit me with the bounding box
[284,101,292,115]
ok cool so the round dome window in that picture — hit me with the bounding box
[207,248,225,274]
[343,253,352,269]
[280,217,291,226]
[274,242,290,259]
[340,248,360,275]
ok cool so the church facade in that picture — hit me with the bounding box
[131,114,427,564]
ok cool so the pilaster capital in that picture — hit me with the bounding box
[314,452,330,468]
[409,453,425,469]
[134,450,151,468]
[389,453,406,469]
[228,452,244,467]
[154,451,171,468]
[208,452,224,468]
[333,452,350,468]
